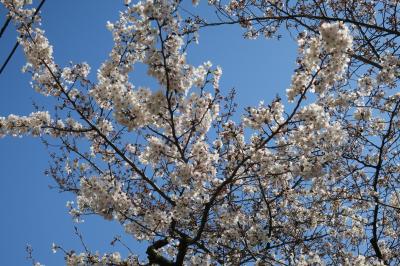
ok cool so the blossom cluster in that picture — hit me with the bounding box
[287,22,352,101]
[91,1,221,134]
[76,175,136,221]
[377,54,400,87]
[0,111,89,138]
[65,251,140,266]
[0,111,50,137]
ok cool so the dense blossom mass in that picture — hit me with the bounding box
[1,0,400,265]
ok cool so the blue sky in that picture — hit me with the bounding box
[0,1,296,265]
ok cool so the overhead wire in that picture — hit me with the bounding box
[0,16,11,38]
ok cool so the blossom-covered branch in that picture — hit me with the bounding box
[2,0,400,265]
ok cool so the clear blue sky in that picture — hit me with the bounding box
[0,1,296,265]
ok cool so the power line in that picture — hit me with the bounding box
[0,0,46,75]
[0,41,19,74]
[0,16,11,38]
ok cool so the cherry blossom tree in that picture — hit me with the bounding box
[1,0,400,265]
